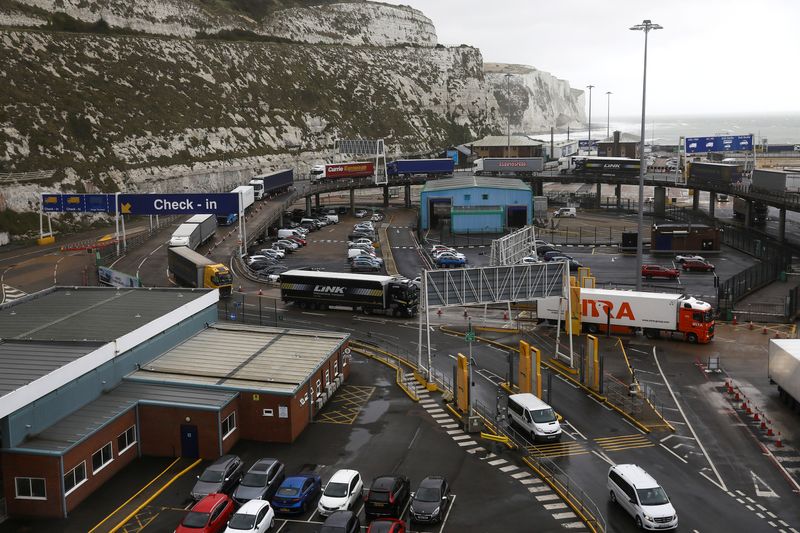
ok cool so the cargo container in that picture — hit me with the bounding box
[536,288,714,343]
[169,214,217,249]
[559,156,640,175]
[250,169,294,200]
[231,185,255,211]
[310,162,375,182]
[387,158,454,177]
[751,168,800,194]
[280,270,417,317]
[168,246,232,296]
[733,197,768,225]
[473,157,544,176]
[533,196,548,220]
[769,339,800,409]
[687,162,744,186]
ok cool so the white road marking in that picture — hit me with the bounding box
[437,494,456,533]
[488,458,507,466]
[543,503,567,510]
[653,346,728,491]
[659,443,689,464]
[499,465,518,472]
[535,494,560,502]
[528,485,550,493]
[591,450,615,466]
[451,434,471,441]
[457,440,478,447]
[751,471,779,498]
[553,512,577,520]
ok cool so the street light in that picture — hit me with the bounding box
[605,91,613,139]
[586,84,594,154]
[505,73,512,157]
[630,19,662,291]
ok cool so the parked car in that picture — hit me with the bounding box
[320,510,361,533]
[534,240,551,247]
[641,264,680,279]
[272,240,297,253]
[543,251,571,262]
[233,459,286,505]
[223,499,274,533]
[351,257,382,272]
[435,252,467,268]
[535,245,559,255]
[249,260,279,271]
[682,259,715,272]
[364,475,410,519]
[348,242,375,252]
[354,209,368,218]
[608,464,678,530]
[348,238,375,247]
[409,476,450,524]
[258,248,284,259]
[432,250,465,260]
[247,255,274,265]
[553,207,577,218]
[430,245,455,255]
[318,469,364,517]
[675,254,705,263]
[519,256,538,264]
[176,493,235,533]
[348,249,382,263]
[191,455,244,501]
[354,225,374,233]
[367,519,407,533]
[285,235,307,246]
[271,474,322,514]
[411,276,421,288]
[371,213,384,222]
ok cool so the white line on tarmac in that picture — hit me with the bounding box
[653,346,728,491]
[592,450,615,466]
[659,443,689,464]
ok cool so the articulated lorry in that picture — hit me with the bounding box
[387,158,454,177]
[167,246,232,296]
[310,162,375,182]
[733,197,768,225]
[280,270,418,317]
[536,288,714,343]
[769,339,800,409]
[687,162,744,187]
[559,156,641,176]
[473,157,544,176]
[249,169,294,200]
[217,185,255,225]
[169,214,217,249]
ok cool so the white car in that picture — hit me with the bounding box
[519,256,538,264]
[247,255,271,265]
[348,242,375,252]
[317,469,363,517]
[348,238,374,246]
[258,248,285,259]
[430,245,456,255]
[371,214,383,222]
[354,222,374,230]
[675,254,705,263]
[433,250,465,260]
[354,209,368,218]
[411,276,421,288]
[224,499,274,533]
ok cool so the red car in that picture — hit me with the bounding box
[286,235,307,246]
[367,518,407,533]
[682,259,715,272]
[176,493,234,533]
[641,264,680,279]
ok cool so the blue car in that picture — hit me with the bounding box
[271,473,322,514]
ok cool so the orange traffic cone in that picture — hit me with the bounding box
[733,315,738,325]
[762,326,768,335]
[776,432,783,448]
[237,285,243,293]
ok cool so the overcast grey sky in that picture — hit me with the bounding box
[383,0,799,117]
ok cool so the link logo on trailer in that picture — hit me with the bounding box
[314,285,345,294]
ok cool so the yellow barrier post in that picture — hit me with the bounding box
[534,346,542,398]
[456,353,469,414]
[518,340,531,393]
[585,335,599,391]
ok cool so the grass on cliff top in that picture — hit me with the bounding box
[198,0,357,20]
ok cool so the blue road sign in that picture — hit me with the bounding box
[578,140,598,149]
[42,194,63,212]
[85,194,111,212]
[63,194,85,212]
[117,193,240,215]
[685,134,753,154]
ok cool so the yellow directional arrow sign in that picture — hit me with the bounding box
[120,203,132,214]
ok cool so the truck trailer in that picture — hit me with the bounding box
[387,158,454,177]
[733,197,768,225]
[473,158,544,176]
[169,214,217,250]
[310,162,375,182]
[769,339,800,409]
[536,288,714,343]
[559,156,641,176]
[687,162,744,186]
[751,168,800,194]
[231,185,255,211]
[167,246,232,296]
[249,169,294,200]
[280,270,418,317]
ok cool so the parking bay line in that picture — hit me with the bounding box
[437,494,456,533]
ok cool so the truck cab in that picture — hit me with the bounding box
[388,280,418,317]
[208,265,233,297]
[249,178,265,200]
[676,297,714,343]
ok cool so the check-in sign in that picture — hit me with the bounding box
[116,193,240,215]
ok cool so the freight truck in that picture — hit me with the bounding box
[216,185,255,226]
[687,162,744,187]
[310,162,375,182]
[473,157,544,176]
[751,168,800,194]
[168,246,232,296]
[280,270,418,317]
[536,288,714,343]
[387,158,454,177]
[559,156,641,176]
[169,214,217,249]
[249,169,294,200]
[733,197,768,225]
[769,339,800,409]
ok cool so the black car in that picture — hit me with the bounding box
[232,458,286,505]
[320,510,360,533]
[536,245,559,255]
[410,476,450,524]
[300,221,318,231]
[249,260,277,271]
[190,454,244,500]
[349,232,376,241]
[544,253,573,263]
[364,475,410,519]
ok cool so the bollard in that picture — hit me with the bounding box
[257,288,263,296]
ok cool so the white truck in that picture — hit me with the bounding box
[231,185,255,212]
[769,339,800,409]
[169,214,217,250]
[536,288,714,343]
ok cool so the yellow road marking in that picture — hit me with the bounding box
[316,385,375,425]
[594,434,653,452]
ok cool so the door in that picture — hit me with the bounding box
[180,424,199,458]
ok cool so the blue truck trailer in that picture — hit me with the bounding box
[387,158,454,178]
[249,168,294,200]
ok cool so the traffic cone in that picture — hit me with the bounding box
[749,321,754,330]
[734,390,740,401]
[732,315,738,325]
[237,285,243,292]
[257,288,263,296]
[763,326,768,335]
[754,411,760,421]
[503,311,509,320]
[776,432,783,448]
[767,423,774,436]
[760,420,767,430]
[746,404,752,415]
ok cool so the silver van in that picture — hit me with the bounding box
[553,207,576,218]
[507,393,561,442]
[608,464,677,530]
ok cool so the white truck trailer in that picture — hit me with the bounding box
[231,185,255,212]
[169,214,217,249]
[769,339,800,408]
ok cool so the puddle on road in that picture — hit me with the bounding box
[344,427,371,454]
[358,399,390,424]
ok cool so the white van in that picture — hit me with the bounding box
[277,228,303,239]
[324,214,339,224]
[553,207,576,218]
[507,393,561,442]
[608,464,677,530]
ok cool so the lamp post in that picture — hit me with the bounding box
[630,19,662,291]
[605,91,613,139]
[586,84,594,154]
[505,73,512,157]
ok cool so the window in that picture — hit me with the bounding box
[117,426,136,454]
[92,442,113,473]
[482,194,489,200]
[316,379,322,395]
[64,462,87,495]
[334,360,339,376]
[325,369,331,386]
[464,194,471,201]
[15,477,46,500]
[222,412,236,440]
